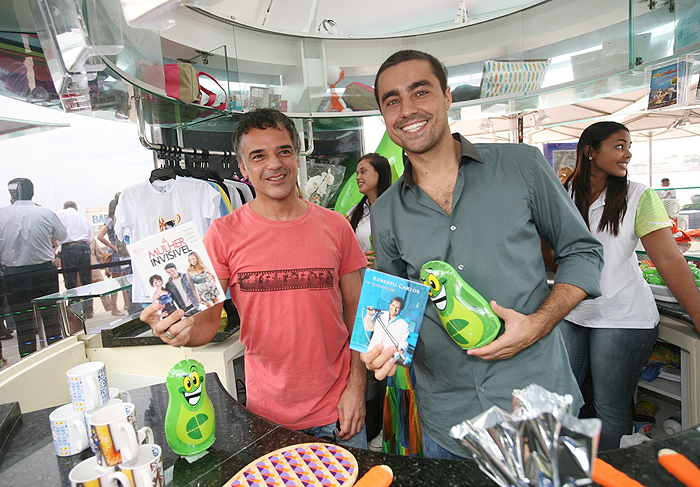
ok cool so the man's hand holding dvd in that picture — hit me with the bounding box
[128,221,225,343]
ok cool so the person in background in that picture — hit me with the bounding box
[348,153,392,271]
[362,50,604,460]
[656,178,677,200]
[557,166,573,185]
[347,153,393,452]
[56,201,94,319]
[85,238,124,316]
[549,121,700,450]
[139,109,368,448]
[97,197,131,312]
[0,178,67,357]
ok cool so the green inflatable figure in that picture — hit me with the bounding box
[420,261,501,350]
[165,359,215,456]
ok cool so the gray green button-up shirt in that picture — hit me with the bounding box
[371,134,603,456]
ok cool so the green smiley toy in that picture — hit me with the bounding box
[164,359,216,456]
[420,260,501,350]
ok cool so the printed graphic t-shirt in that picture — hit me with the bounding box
[204,202,367,430]
[115,177,221,302]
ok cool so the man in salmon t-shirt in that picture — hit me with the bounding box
[141,109,368,448]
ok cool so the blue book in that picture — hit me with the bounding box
[349,269,430,366]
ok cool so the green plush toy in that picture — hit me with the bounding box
[165,359,216,456]
[420,260,501,350]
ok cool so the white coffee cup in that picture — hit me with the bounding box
[677,214,689,231]
[110,387,132,403]
[663,198,681,218]
[85,398,124,454]
[67,361,110,411]
[90,402,154,467]
[49,403,89,457]
[117,444,165,487]
[69,456,130,487]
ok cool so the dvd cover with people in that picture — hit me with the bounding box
[126,221,225,319]
[349,269,430,366]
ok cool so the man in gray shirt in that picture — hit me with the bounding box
[361,50,604,459]
[0,178,67,358]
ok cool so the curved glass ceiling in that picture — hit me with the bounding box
[198,0,543,37]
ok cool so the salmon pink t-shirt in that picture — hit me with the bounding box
[204,202,367,430]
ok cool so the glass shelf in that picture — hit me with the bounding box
[32,275,133,304]
[2,0,699,129]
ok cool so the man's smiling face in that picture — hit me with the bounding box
[376,59,452,156]
[238,125,300,205]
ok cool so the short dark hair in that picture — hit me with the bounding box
[149,274,163,286]
[63,200,77,210]
[164,263,177,271]
[8,178,33,201]
[661,178,670,184]
[391,296,405,311]
[232,109,300,164]
[374,50,448,108]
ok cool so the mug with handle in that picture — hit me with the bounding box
[49,403,89,457]
[117,444,165,487]
[67,362,110,412]
[90,402,153,467]
[85,398,123,455]
[110,387,132,403]
[69,456,130,487]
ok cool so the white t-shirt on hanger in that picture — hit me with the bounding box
[115,176,221,302]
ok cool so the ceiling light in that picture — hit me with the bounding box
[455,0,468,24]
[318,19,340,35]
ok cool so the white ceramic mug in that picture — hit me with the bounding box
[109,387,131,403]
[663,198,681,218]
[69,456,130,487]
[85,398,123,454]
[677,214,689,231]
[67,362,110,412]
[49,403,89,457]
[90,402,154,467]
[117,444,165,487]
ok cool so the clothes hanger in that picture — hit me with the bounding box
[204,150,224,182]
[188,149,210,180]
[149,146,177,183]
[219,152,236,180]
[173,146,186,177]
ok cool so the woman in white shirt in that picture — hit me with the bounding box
[558,121,700,450]
[347,153,392,269]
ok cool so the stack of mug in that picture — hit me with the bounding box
[49,361,165,486]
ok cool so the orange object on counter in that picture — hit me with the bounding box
[354,465,393,487]
[658,448,700,487]
[592,458,647,487]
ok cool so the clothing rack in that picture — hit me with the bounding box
[134,95,315,160]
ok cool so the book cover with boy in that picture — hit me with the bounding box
[350,269,430,366]
[127,221,225,319]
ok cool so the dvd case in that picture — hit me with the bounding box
[349,269,429,366]
[126,221,225,319]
